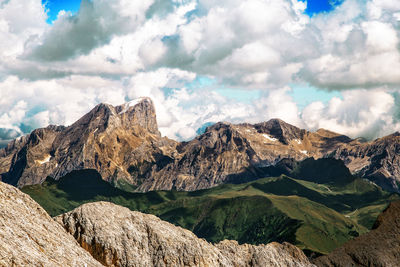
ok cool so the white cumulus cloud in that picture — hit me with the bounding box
[1,0,400,145]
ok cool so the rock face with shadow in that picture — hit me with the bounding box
[0,181,102,267]
[56,201,315,267]
[0,180,315,267]
[2,97,400,193]
[141,121,356,191]
[313,200,400,266]
[329,132,400,192]
[0,97,177,189]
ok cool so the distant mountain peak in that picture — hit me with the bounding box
[116,97,153,115]
[316,128,343,138]
[255,119,304,145]
[70,97,159,137]
[0,98,166,187]
[2,98,400,193]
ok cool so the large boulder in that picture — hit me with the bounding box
[0,181,102,266]
[56,201,315,267]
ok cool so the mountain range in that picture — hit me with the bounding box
[1,97,400,265]
[0,163,398,266]
[21,166,398,255]
[1,97,400,193]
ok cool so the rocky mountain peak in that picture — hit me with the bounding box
[379,131,400,140]
[255,119,305,144]
[197,122,237,142]
[2,97,400,192]
[65,97,159,138]
[315,128,342,138]
[115,97,159,136]
[49,97,162,182]
[1,125,64,186]
[0,97,167,188]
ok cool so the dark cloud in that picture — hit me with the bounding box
[146,0,175,19]
[24,0,148,62]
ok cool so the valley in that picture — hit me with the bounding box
[22,159,399,255]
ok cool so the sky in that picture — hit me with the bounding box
[1,0,400,146]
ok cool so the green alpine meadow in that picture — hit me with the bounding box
[23,158,399,255]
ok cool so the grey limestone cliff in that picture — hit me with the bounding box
[0,181,102,267]
[56,201,315,267]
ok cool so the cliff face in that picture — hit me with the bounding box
[329,133,400,192]
[136,120,353,191]
[56,201,315,267]
[2,97,400,192]
[0,179,314,266]
[0,126,65,186]
[313,200,400,267]
[48,98,175,187]
[0,181,102,267]
[0,98,177,188]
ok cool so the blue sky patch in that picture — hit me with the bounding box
[289,84,342,109]
[44,0,344,111]
[43,0,344,24]
[300,0,344,16]
[42,0,81,23]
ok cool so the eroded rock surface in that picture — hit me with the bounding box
[0,181,102,267]
[138,120,354,191]
[56,201,315,267]
[0,98,177,188]
[329,133,400,192]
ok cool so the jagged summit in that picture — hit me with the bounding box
[0,98,171,188]
[2,97,400,192]
[70,97,159,136]
[254,118,305,145]
[116,96,152,113]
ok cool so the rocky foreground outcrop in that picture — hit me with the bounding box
[0,179,314,267]
[0,181,102,266]
[56,201,315,267]
[313,200,400,266]
[2,97,400,192]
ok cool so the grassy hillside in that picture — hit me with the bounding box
[22,168,398,255]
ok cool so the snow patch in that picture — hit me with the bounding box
[119,97,147,114]
[246,129,251,133]
[300,150,308,155]
[263,134,277,142]
[37,155,51,165]
[294,139,302,144]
